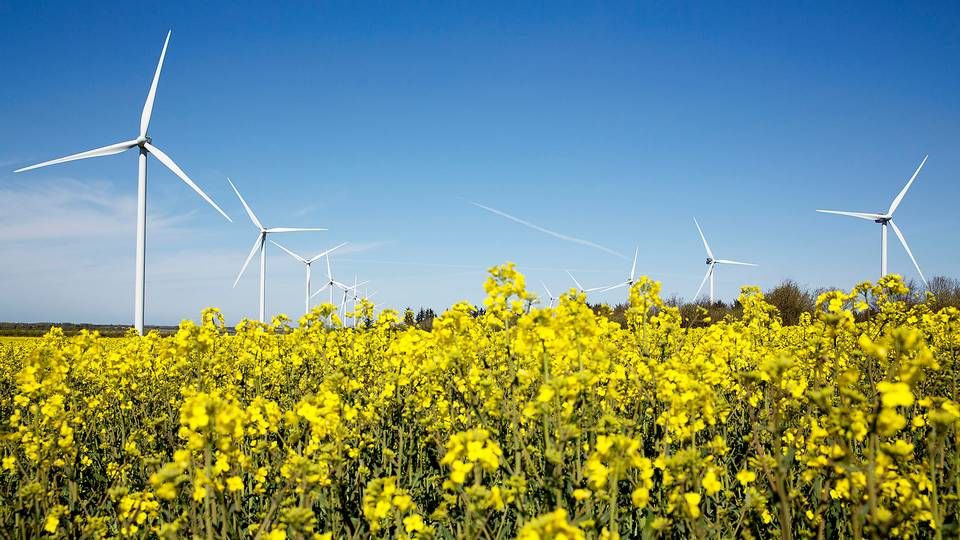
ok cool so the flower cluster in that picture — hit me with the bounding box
[0,269,958,539]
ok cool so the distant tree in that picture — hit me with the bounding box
[415,308,436,331]
[404,307,416,327]
[764,280,815,326]
[927,276,960,311]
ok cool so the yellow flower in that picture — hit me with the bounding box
[44,514,59,534]
[573,488,592,501]
[226,476,244,492]
[450,461,474,485]
[403,514,426,533]
[877,382,914,408]
[736,469,756,486]
[266,528,287,540]
[684,492,702,518]
[702,469,722,496]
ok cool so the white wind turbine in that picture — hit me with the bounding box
[14,31,231,335]
[229,178,326,322]
[272,241,348,315]
[340,275,370,324]
[541,282,559,308]
[311,251,354,307]
[599,247,641,293]
[816,155,929,286]
[694,218,758,303]
[566,270,606,295]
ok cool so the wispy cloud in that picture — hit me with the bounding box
[270,240,387,261]
[469,201,628,260]
[0,178,195,241]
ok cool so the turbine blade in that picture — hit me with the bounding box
[265,227,327,233]
[694,218,714,259]
[326,254,333,280]
[541,281,553,300]
[227,177,263,229]
[270,240,306,263]
[233,234,264,288]
[308,242,348,263]
[14,139,139,172]
[816,209,883,221]
[888,155,928,216]
[600,282,629,293]
[310,282,330,299]
[566,270,584,291]
[630,246,639,281]
[889,220,927,286]
[144,143,231,222]
[140,30,171,137]
[714,259,758,267]
[694,265,712,300]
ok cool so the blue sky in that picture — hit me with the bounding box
[1,2,958,324]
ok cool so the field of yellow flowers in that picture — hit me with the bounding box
[1,264,958,539]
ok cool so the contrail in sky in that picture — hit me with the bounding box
[469,201,628,261]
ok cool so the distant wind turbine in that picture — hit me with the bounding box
[14,31,231,334]
[272,241,348,315]
[693,218,758,303]
[340,275,370,324]
[541,282,559,308]
[229,178,325,322]
[816,155,929,286]
[311,251,354,308]
[566,270,607,295]
[599,247,641,293]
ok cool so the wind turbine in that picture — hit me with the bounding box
[14,31,231,334]
[340,275,370,324]
[541,282,559,308]
[599,247,641,293]
[229,178,325,322]
[565,270,606,295]
[693,218,758,303]
[816,155,929,286]
[272,241,348,315]
[311,251,354,308]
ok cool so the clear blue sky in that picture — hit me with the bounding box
[1,2,958,324]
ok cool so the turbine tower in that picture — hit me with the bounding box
[272,241,348,315]
[14,31,231,334]
[694,218,758,303]
[816,155,929,286]
[229,178,325,322]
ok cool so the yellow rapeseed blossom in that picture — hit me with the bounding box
[0,270,956,538]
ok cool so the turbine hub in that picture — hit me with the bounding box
[706,257,714,265]
[875,217,890,224]
[137,135,152,146]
